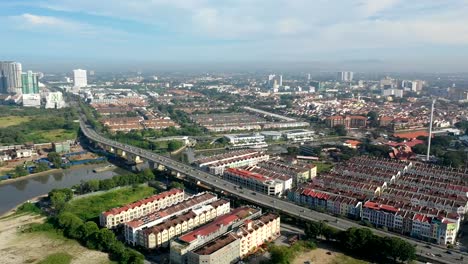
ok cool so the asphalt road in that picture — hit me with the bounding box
[80,120,467,264]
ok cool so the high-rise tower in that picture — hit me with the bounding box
[0,61,22,94]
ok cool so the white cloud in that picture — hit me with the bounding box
[359,0,400,17]
[277,18,306,35]
[16,0,468,58]
[12,13,82,31]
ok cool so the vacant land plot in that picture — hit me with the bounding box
[65,186,155,221]
[0,213,111,264]
[0,116,31,128]
[24,129,77,143]
[293,243,368,264]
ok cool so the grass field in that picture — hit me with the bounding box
[312,162,334,173]
[65,186,156,221]
[0,116,31,128]
[38,252,73,264]
[24,129,77,143]
[331,254,369,264]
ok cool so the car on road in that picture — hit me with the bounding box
[445,250,452,254]
[435,253,442,257]
[252,192,256,195]
[425,244,431,249]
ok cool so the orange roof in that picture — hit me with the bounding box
[102,188,183,216]
[394,131,429,139]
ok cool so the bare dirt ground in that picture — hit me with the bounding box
[0,213,111,264]
[293,243,368,264]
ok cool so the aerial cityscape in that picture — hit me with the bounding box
[1,1,468,264]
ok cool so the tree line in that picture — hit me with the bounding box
[304,221,416,263]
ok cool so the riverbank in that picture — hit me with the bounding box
[0,163,110,186]
[0,168,61,186]
[0,194,47,218]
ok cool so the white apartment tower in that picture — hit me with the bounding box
[337,71,354,82]
[73,69,87,88]
[0,61,22,94]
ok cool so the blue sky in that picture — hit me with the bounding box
[1,0,468,71]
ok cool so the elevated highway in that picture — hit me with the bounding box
[80,120,465,264]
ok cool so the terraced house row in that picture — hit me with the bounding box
[99,188,185,228]
[288,156,468,245]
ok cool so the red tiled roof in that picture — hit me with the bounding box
[102,188,183,216]
[179,207,254,243]
[394,131,429,139]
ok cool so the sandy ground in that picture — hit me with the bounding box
[293,243,368,264]
[0,213,110,264]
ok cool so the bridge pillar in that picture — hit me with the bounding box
[116,149,126,158]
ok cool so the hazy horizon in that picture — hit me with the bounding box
[2,0,468,72]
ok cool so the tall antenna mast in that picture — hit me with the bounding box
[426,99,435,161]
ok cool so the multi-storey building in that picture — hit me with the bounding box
[325,115,367,129]
[21,71,39,94]
[224,133,268,149]
[100,188,184,228]
[223,168,289,196]
[138,199,230,249]
[0,61,22,94]
[124,192,218,245]
[181,211,279,264]
[170,207,261,264]
[256,160,316,185]
[196,150,269,175]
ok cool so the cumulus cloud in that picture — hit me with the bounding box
[9,0,468,62]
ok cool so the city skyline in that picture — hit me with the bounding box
[1,1,468,72]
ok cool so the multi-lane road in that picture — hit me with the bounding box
[80,120,466,264]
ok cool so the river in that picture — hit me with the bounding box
[0,163,130,215]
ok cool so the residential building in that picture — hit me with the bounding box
[137,199,230,249]
[325,115,367,129]
[224,133,267,149]
[256,160,316,185]
[45,92,66,109]
[0,61,22,94]
[223,168,287,196]
[170,207,262,264]
[187,233,240,264]
[185,212,280,264]
[100,188,184,228]
[21,71,39,94]
[383,88,404,98]
[282,129,314,142]
[195,150,269,175]
[73,69,87,88]
[22,93,41,108]
[337,71,353,82]
[124,192,218,245]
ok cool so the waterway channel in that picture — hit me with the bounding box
[0,163,130,215]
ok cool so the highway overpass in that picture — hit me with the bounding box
[79,120,465,264]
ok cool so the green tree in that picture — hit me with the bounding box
[305,221,323,240]
[50,191,67,210]
[169,181,185,190]
[334,125,347,136]
[78,221,99,239]
[269,245,293,264]
[367,111,378,127]
[140,168,155,182]
[99,178,116,190]
[86,179,100,192]
[47,152,62,168]
[33,162,49,173]
[167,140,184,152]
[13,165,28,177]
